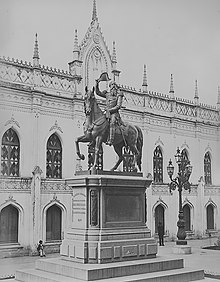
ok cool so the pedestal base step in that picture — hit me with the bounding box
[15,267,204,282]
[15,257,204,282]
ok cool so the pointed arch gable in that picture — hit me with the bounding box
[183,198,194,209]
[152,198,168,212]
[0,200,24,220]
[85,45,110,88]
[45,130,63,149]
[205,198,217,209]
[42,198,67,215]
[0,125,21,142]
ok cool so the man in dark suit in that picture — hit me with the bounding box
[158,222,165,246]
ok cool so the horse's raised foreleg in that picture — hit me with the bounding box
[75,134,91,160]
[111,143,124,171]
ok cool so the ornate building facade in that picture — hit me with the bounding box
[0,1,219,256]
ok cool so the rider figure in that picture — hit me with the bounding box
[95,79,124,146]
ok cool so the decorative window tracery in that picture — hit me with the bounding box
[204,152,212,185]
[153,146,163,183]
[46,134,62,179]
[181,148,189,161]
[1,128,20,176]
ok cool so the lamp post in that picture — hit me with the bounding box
[167,147,192,245]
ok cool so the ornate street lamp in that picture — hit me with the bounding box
[167,147,192,245]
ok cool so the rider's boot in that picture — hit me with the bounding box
[106,125,115,146]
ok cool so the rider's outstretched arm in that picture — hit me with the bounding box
[95,81,107,98]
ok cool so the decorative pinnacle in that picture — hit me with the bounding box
[142,64,148,87]
[92,0,98,21]
[112,41,117,63]
[33,33,39,59]
[194,80,199,99]
[169,74,174,94]
[217,86,220,107]
[73,29,79,52]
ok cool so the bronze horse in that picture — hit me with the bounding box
[75,87,143,172]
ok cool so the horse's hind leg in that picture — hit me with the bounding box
[91,136,103,171]
[129,144,140,172]
[111,143,123,171]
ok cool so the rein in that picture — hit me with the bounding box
[85,94,107,131]
[92,116,107,126]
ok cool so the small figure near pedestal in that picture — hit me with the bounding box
[158,222,165,246]
[37,240,46,257]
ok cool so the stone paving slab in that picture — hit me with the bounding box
[0,238,219,281]
[157,238,220,279]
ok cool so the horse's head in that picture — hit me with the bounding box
[84,86,95,116]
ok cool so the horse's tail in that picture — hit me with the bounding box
[135,125,143,171]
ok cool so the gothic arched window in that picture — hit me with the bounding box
[153,146,163,183]
[1,128,20,176]
[206,204,214,230]
[46,134,62,178]
[204,152,212,185]
[181,149,189,162]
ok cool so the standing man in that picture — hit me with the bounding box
[158,222,165,246]
[95,78,124,146]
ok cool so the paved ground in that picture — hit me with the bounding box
[0,237,219,281]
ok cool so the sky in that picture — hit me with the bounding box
[1,0,220,106]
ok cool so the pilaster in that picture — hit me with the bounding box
[30,166,43,251]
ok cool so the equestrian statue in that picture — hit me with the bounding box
[75,72,143,172]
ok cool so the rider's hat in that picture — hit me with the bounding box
[96,72,111,82]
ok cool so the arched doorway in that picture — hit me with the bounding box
[46,205,62,241]
[183,204,191,231]
[0,205,18,243]
[155,204,165,233]
[207,204,214,230]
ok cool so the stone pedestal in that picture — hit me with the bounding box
[60,172,157,264]
[15,172,205,282]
